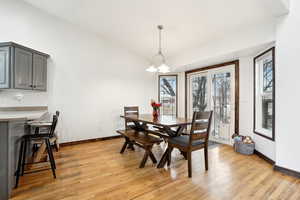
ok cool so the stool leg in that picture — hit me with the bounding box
[47,138,56,170]
[15,140,24,188]
[45,139,56,178]
[21,138,27,176]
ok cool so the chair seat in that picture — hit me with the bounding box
[168,135,205,147]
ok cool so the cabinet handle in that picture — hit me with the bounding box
[29,84,33,88]
[33,85,36,88]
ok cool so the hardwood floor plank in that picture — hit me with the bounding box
[10,138,300,200]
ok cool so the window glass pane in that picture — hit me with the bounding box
[159,76,177,116]
[263,60,273,92]
[191,76,207,112]
[212,72,231,125]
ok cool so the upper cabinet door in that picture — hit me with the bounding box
[14,48,33,90]
[0,47,10,88]
[33,54,47,91]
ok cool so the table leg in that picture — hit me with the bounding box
[157,147,169,168]
[175,125,186,136]
[181,151,188,160]
[139,151,149,168]
[157,125,187,168]
[128,141,135,151]
[148,148,157,164]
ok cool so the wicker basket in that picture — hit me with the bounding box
[234,141,255,155]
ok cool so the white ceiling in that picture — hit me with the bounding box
[24,0,287,60]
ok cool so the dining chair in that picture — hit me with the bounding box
[124,106,139,130]
[167,111,213,178]
[119,106,139,152]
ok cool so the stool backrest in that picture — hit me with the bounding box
[124,106,139,130]
[49,115,58,137]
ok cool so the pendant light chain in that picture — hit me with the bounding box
[146,25,170,73]
[158,25,162,54]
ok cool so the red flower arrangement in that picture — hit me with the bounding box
[151,100,161,109]
[151,100,161,119]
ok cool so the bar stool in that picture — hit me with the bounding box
[15,115,58,188]
[31,111,60,156]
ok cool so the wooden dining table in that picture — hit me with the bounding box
[120,114,193,168]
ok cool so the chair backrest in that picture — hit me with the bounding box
[124,106,139,130]
[49,115,58,137]
[189,111,213,145]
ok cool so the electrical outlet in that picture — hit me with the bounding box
[15,93,24,102]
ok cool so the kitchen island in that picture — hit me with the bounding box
[0,108,47,200]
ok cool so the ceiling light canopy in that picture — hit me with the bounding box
[146,25,170,73]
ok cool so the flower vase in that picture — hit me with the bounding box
[152,108,159,119]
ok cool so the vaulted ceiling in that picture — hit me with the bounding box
[24,0,288,60]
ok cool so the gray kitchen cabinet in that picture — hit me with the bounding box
[0,47,10,88]
[0,119,30,200]
[0,42,49,91]
[14,48,33,90]
[33,54,47,91]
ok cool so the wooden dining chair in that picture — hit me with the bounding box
[124,106,139,130]
[166,111,213,178]
[119,106,139,152]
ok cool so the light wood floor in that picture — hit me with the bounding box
[11,138,300,200]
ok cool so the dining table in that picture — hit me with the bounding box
[120,114,193,168]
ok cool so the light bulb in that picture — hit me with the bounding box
[158,64,170,73]
[146,65,158,72]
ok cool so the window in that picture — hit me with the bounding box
[159,75,177,116]
[254,47,275,140]
[191,75,207,112]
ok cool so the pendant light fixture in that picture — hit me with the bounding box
[146,25,170,73]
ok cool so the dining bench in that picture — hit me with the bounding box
[117,129,162,168]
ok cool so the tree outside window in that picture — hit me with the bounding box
[159,75,177,116]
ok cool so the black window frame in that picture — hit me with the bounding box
[253,47,275,141]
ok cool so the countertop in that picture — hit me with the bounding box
[0,110,48,122]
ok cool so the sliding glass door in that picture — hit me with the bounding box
[187,65,235,144]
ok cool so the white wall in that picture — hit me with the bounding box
[0,0,156,143]
[276,0,300,172]
[239,57,276,160]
